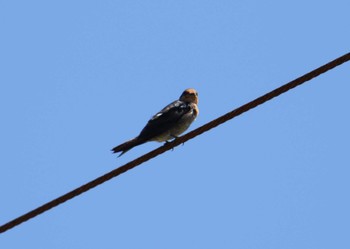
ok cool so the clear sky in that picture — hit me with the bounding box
[1,1,349,248]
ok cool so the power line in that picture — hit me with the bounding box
[1,52,349,234]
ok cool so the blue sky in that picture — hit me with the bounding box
[1,1,349,248]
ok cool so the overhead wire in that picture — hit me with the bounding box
[1,52,349,234]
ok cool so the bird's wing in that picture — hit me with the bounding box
[138,100,191,140]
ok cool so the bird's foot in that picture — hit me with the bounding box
[170,135,178,140]
[164,135,179,150]
[170,135,185,146]
[171,135,185,146]
[163,140,175,151]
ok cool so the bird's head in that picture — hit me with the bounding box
[179,88,198,104]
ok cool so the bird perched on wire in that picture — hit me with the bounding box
[112,88,199,157]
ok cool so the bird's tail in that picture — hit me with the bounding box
[111,137,145,157]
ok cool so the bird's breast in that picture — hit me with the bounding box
[151,104,198,142]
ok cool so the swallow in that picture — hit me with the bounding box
[112,88,199,156]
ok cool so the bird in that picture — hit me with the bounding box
[112,88,199,157]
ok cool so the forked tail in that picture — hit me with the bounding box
[111,137,145,157]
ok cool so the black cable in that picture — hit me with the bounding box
[1,52,349,234]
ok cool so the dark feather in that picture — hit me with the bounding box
[138,100,191,140]
[111,137,146,156]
